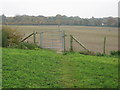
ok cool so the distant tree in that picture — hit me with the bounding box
[2,14,118,27]
[107,17,117,26]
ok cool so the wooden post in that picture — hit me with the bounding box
[33,32,36,44]
[71,35,89,52]
[103,36,106,54]
[63,31,66,51]
[21,32,34,42]
[70,35,73,51]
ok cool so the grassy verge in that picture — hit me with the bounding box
[2,48,118,88]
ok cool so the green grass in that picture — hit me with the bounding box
[2,48,118,88]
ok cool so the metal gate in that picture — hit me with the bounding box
[40,31,65,51]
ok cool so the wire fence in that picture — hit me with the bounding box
[22,30,118,54]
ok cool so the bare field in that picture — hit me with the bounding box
[8,25,118,54]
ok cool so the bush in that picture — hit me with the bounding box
[79,51,96,56]
[96,52,105,56]
[110,51,120,56]
[13,42,39,50]
[79,51,107,56]
[2,26,22,47]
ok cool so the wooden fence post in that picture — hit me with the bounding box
[63,31,66,52]
[21,32,34,42]
[72,36,89,52]
[33,32,36,44]
[103,36,106,54]
[70,35,73,51]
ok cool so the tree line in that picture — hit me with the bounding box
[1,14,118,27]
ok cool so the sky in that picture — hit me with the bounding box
[0,0,119,18]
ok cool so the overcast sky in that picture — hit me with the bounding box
[0,0,119,18]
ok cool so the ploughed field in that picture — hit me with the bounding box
[9,25,118,54]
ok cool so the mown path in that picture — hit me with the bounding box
[59,56,77,88]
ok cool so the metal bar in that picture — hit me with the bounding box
[43,34,61,36]
[42,43,63,45]
[42,44,62,47]
[41,30,62,32]
[35,31,62,35]
[43,47,62,49]
[42,39,62,41]
[40,32,43,48]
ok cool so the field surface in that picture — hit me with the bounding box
[8,25,118,54]
[3,48,118,88]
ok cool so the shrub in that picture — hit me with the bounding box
[2,26,22,47]
[13,42,39,50]
[79,51,96,56]
[110,51,120,56]
[96,52,105,56]
[79,51,107,56]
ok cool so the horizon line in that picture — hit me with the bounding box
[1,14,118,18]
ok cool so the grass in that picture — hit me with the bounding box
[2,48,118,88]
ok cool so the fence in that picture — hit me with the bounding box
[21,30,116,54]
[40,31,65,51]
[21,30,66,51]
